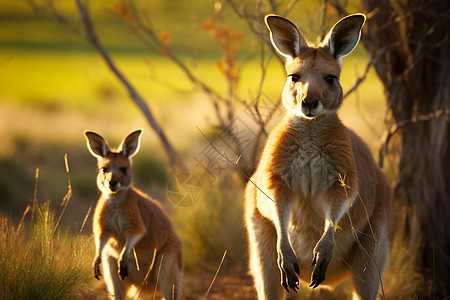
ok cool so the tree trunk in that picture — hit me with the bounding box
[361,0,450,297]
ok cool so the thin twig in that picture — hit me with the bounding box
[153,254,164,300]
[196,126,275,202]
[53,154,73,236]
[226,0,284,66]
[79,198,94,234]
[65,153,79,231]
[127,3,225,103]
[132,248,158,299]
[127,2,252,168]
[343,58,373,99]
[32,167,39,220]
[203,250,227,299]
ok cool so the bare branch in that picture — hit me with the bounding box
[249,96,282,169]
[74,0,186,172]
[124,1,269,172]
[196,126,275,203]
[127,3,225,103]
[226,0,284,66]
[281,0,300,16]
[343,58,373,99]
[378,109,450,167]
[23,0,82,35]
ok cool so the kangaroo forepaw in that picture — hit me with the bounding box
[278,249,300,293]
[118,260,128,280]
[309,242,333,289]
[93,257,102,280]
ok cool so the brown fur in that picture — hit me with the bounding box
[246,14,392,300]
[85,130,183,300]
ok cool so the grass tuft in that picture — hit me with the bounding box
[0,202,92,300]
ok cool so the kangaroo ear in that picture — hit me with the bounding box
[322,14,365,61]
[120,129,142,158]
[265,14,308,60]
[85,131,111,159]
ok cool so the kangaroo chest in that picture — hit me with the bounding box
[98,197,129,240]
[273,126,342,200]
[294,141,337,198]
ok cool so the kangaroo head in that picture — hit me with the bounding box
[85,130,142,195]
[265,14,365,119]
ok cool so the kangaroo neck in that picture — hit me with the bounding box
[102,187,131,205]
[286,112,341,131]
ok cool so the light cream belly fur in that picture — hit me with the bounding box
[281,142,354,285]
[289,221,355,285]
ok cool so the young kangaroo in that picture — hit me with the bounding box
[85,129,183,300]
[246,14,392,300]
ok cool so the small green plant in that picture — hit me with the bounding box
[0,202,92,300]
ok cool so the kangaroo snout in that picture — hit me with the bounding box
[290,81,325,119]
[301,97,322,118]
[108,177,121,192]
[97,163,129,194]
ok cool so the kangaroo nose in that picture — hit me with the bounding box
[109,180,120,192]
[304,98,319,109]
[300,97,322,118]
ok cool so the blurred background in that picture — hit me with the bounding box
[0,0,383,219]
[1,0,447,299]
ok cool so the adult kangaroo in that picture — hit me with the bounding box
[245,14,392,300]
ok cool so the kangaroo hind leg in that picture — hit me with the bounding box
[102,249,131,300]
[155,252,183,300]
[248,212,286,300]
[351,176,391,300]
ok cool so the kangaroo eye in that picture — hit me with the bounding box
[120,167,128,174]
[325,75,337,85]
[290,74,300,83]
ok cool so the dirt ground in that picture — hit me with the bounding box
[182,266,257,300]
[181,266,350,300]
[86,265,348,299]
[86,267,351,300]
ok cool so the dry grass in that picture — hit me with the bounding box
[0,202,93,299]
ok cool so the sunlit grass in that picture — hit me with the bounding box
[0,202,93,299]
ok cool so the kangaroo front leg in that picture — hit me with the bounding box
[311,180,356,288]
[93,232,112,280]
[276,202,300,293]
[118,233,144,280]
[270,181,300,293]
[310,223,336,288]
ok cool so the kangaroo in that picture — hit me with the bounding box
[85,129,183,300]
[245,14,392,300]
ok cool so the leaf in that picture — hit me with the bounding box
[112,0,133,23]
[338,173,350,188]
[158,30,172,46]
[329,219,342,233]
